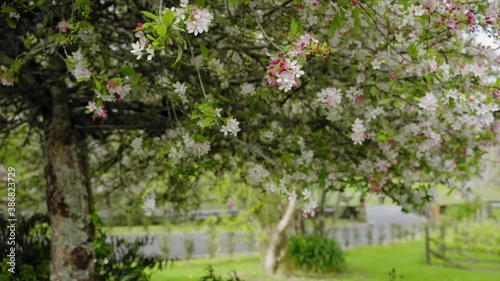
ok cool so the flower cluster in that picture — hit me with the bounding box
[167,131,211,165]
[67,49,91,80]
[186,7,213,36]
[248,164,270,186]
[130,27,154,60]
[173,81,188,104]
[106,80,131,102]
[142,193,156,216]
[267,33,332,92]
[130,2,213,61]
[351,118,366,145]
[220,118,241,137]
[56,20,70,33]
[1,75,13,87]
[267,57,304,92]
[85,101,107,120]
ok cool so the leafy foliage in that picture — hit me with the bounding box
[442,199,483,222]
[92,214,166,281]
[0,213,50,281]
[200,265,243,281]
[289,235,346,273]
[0,213,165,281]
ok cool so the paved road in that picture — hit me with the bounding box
[112,206,426,258]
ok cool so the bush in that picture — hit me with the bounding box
[289,235,346,273]
[0,213,51,281]
[0,212,165,281]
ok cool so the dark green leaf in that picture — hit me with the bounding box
[120,67,136,76]
[200,43,209,58]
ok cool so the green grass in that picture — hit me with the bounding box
[150,240,500,281]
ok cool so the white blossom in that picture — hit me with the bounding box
[142,193,156,216]
[220,118,241,137]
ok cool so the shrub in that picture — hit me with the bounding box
[0,212,165,281]
[289,235,346,273]
[0,213,51,281]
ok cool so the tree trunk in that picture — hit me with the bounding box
[264,197,296,275]
[432,201,440,221]
[314,187,328,237]
[44,87,94,281]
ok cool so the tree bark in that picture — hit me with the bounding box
[264,197,296,276]
[314,187,328,237]
[44,87,94,281]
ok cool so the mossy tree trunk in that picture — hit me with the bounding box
[44,87,94,281]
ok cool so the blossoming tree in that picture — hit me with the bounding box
[2,0,500,279]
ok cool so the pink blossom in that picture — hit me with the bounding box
[56,20,70,33]
[1,76,14,87]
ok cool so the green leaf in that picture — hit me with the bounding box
[162,10,175,27]
[370,86,377,95]
[6,18,16,29]
[131,75,140,86]
[191,109,200,120]
[200,43,209,58]
[327,22,337,39]
[76,77,90,83]
[1,7,16,14]
[157,25,167,37]
[378,98,392,105]
[36,0,49,7]
[74,0,92,7]
[172,47,183,67]
[195,0,206,6]
[120,66,136,76]
[289,19,298,37]
[407,43,418,59]
[202,106,215,117]
[95,80,102,91]
[202,117,213,127]
[141,11,159,21]
[377,133,387,142]
[23,38,32,50]
[227,0,238,7]
[424,73,434,85]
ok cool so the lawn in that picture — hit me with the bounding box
[150,240,500,281]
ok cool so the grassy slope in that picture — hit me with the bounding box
[150,240,500,281]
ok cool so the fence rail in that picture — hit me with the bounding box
[424,209,500,272]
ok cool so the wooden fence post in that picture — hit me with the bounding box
[378,224,385,245]
[367,224,374,245]
[439,224,446,256]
